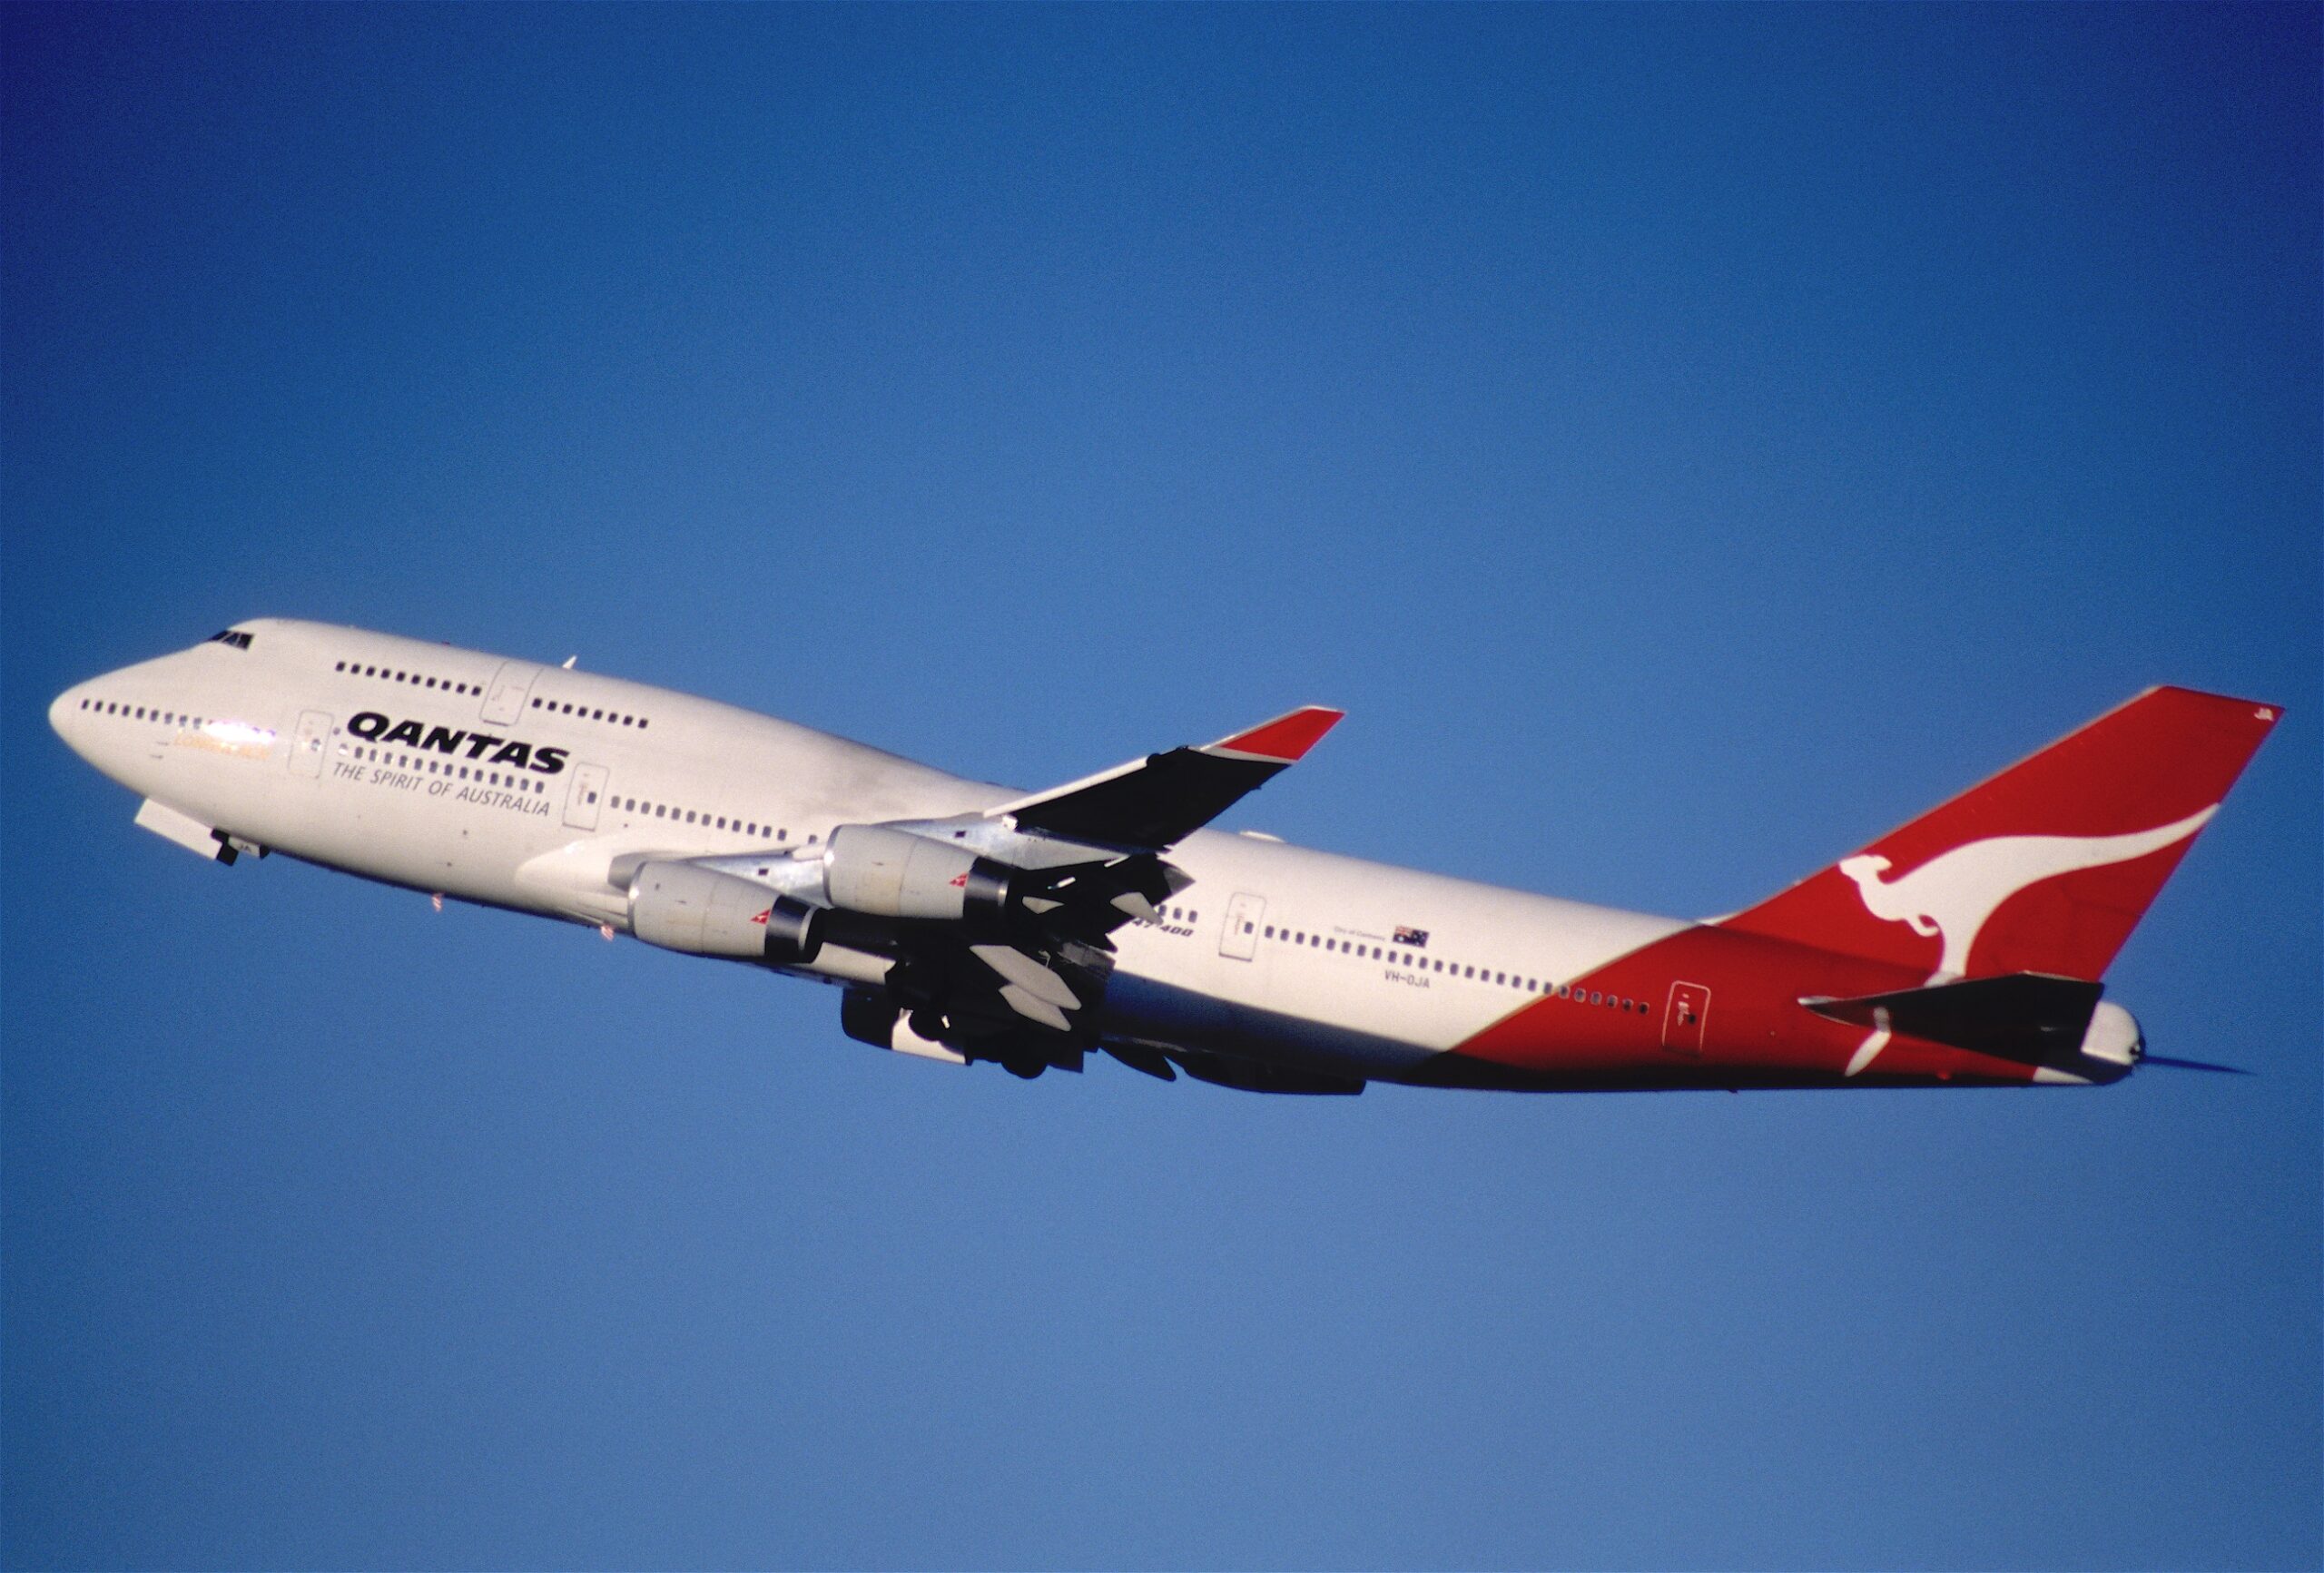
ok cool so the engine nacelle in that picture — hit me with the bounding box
[822,824,1015,925]
[628,860,822,965]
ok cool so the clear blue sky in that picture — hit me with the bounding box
[5,6,2317,1568]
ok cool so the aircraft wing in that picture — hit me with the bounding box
[699,705,1344,1072]
[987,705,1344,850]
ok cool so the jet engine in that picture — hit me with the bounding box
[628,860,822,965]
[821,824,1017,927]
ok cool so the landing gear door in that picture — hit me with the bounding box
[481,661,541,726]
[1663,981,1709,1057]
[563,762,609,831]
[290,710,331,778]
[1220,892,1265,960]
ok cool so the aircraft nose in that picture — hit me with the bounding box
[49,682,99,761]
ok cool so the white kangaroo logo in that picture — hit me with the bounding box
[1835,805,2215,1075]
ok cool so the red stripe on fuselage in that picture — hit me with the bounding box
[1445,924,2046,1088]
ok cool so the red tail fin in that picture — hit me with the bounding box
[1719,687,2280,981]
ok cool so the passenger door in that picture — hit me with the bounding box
[563,762,608,831]
[290,710,332,779]
[1219,892,1265,960]
[1662,982,1710,1056]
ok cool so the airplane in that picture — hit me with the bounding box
[47,620,2280,1095]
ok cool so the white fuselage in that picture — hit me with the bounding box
[50,620,1696,1085]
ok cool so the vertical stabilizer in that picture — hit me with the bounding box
[1718,687,2280,981]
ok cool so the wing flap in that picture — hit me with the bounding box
[971,942,1083,1010]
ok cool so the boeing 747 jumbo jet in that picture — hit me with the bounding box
[51,621,2280,1094]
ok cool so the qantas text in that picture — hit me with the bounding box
[346,712,569,774]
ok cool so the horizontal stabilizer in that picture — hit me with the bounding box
[1801,972,2102,1063]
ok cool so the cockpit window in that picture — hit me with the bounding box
[206,630,254,650]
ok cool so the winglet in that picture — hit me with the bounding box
[1206,706,1344,763]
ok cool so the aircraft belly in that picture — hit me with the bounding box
[1098,970,1438,1077]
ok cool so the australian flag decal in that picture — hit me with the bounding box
[1393,925,1430,949]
